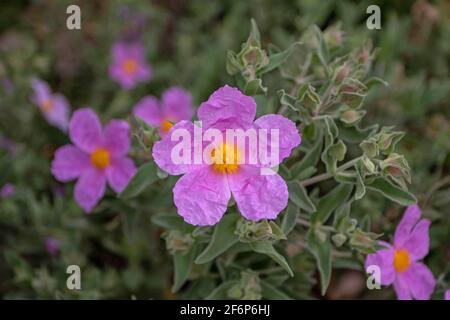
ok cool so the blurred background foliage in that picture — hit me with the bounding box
[0,0,449,299]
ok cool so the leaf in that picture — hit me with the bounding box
[195,213,240,264]
[366,177,417,205]
[118,162,159,199]
[151,214,194,233]
[338,123,379,144]
[287,181,316,213]
[244,78,267,95]
[291,130,323,174]
[206,280,239,300]
[307,229,332,296]
[257,42,301,76]
[249,241,294,277]
[313,25,330,76]
[172,244,199,292]
[260,280,293,300]
[277,89,298,111]
[311,183,353,224]
[281,202,300,234]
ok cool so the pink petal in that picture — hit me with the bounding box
[404,262,436,300]
[103,120,131,156]
[393,275,412,300]
[364,243,396,286]
[133,96,162,126]
[69,108,102,153]
[31,78,51,104]
[74,168,106,213]
[51,145,90,182]
[152,120,202,175]
[402,219,431,261]
[445,290,450,300]
[228,165,288,221]
[45,94,70,132]
[173,167,231,226]
[394,204,421,248]
[161,87,193,121]
[197,85,256,130]
[254,114,301,167]
[106,157,137,193]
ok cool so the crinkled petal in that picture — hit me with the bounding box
[364,243,396,286]
[228,165,288,221]
[106,157,137,193]
[173,167,230,226]
[393,275,412,300]
[103,120,131,156]
[74,168,106,213]
[161,87,193,121]
[402,219,431,261]
[254,114,301,167]
[152,120,202,175]
[197,85,256,130]
[404,262,436,300]
[394,204,421,248]
[44,94,70,132]
[51,145,90,182]
[133,96,162,126]
[69,108,102,153]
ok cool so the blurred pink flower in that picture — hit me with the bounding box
[133,87,193,136]
[31,78,70,132]
[365,205,436,300]
[109,41,152,90]
[0,183,15,199]
[152,85,301,226]
[51,108,137,212]
[445,290,450,300]
[44,236,60,256]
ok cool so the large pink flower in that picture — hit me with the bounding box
[365,205,436,300]
[152,85,301,226]
[31,78,70,132]
[109,41,152,90]
[133,86,193,136]
[51,108,137,212]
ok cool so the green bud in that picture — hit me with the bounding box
[164,230,193,255]
[380,153,411,184]
[377,129,404,154]
[331,233,347,247]
[227,271,262,300]
[299,85,321,110]
[235,220,286,243]
[340,109,366,125]
[349,228,382,254]
[360,155,377,174]
[360,138,379,158]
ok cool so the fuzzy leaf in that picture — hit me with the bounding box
[249,241,293,277]
[118,162,159,199]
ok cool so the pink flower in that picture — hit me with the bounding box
[365,205,436,300]
[44,236,60,256]
[31,78,70,132]
[51,108,137,213]
[133,87,193,136]
[445,290,450,300]
[152,85,301,226]
[0,183,15,199]
[109,41,152,90]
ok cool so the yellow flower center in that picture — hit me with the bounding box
[393,249,411,273]
[90,148,110,170]
[161,119,174,133]
[211,143,240,174]
[122,58,138,75]
[42,99,54,112]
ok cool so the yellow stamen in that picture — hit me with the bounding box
[161,119,174,133]
[122,58,138,75]
[393,249,411,273]
[90,148,110,170]
[211,143,240,174]
[42,99,54,112]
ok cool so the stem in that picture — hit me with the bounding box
[299,156,362,187]
[297,217,334,232]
